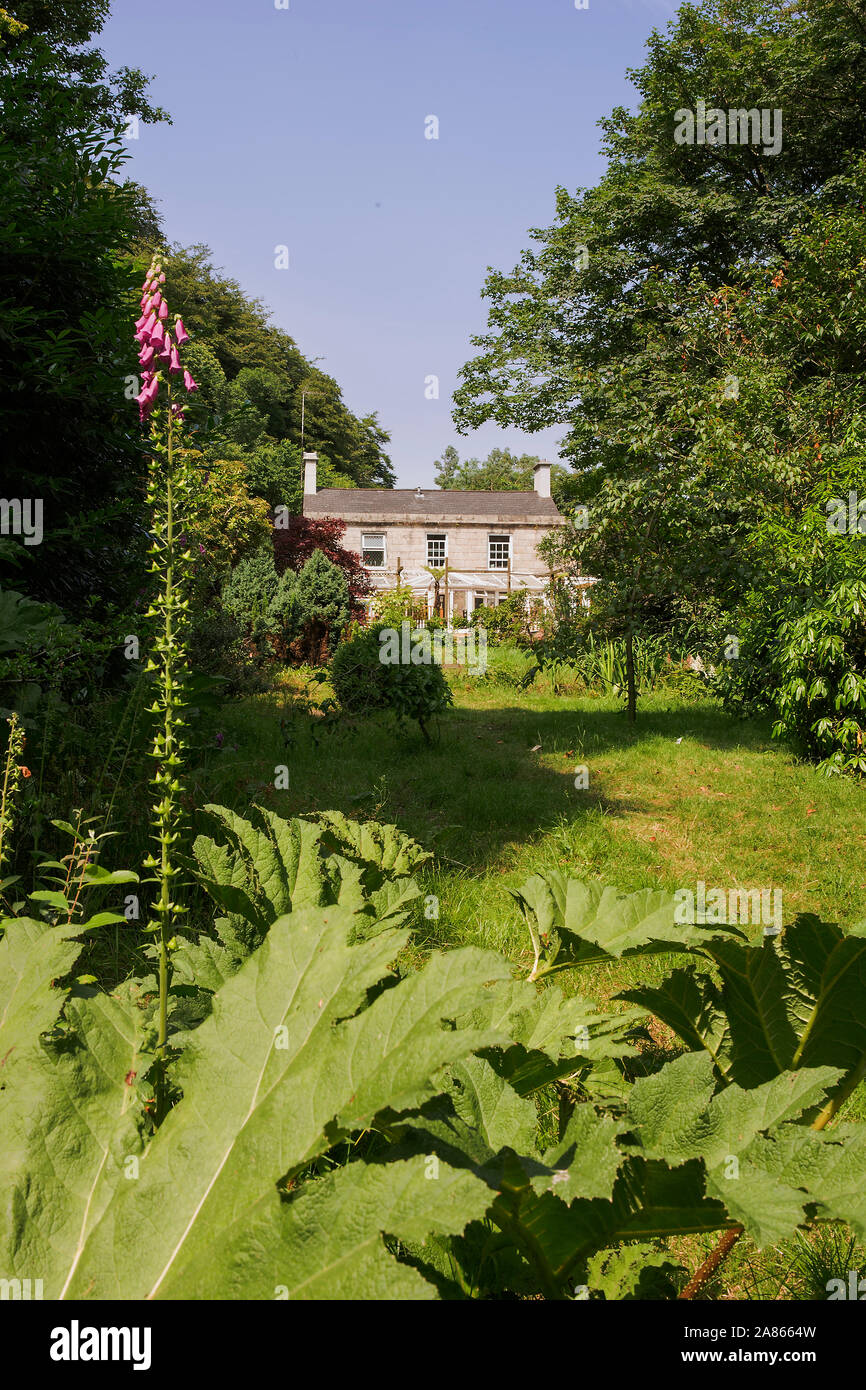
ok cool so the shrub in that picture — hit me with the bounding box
[267,568,304,657]
[470,591,543,645]
[772,577,866,775]
[370,583,427,628]
[187,603,270,696]
[221,543,279,641]
[330,623,453,741]
[185,456,271,593]
[289,550,352,662]
[718,524,866,774]
[294,550,351,632]
[273,515,371,615]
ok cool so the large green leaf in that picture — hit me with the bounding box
[171,1156,495,1301]
[487,1150,728,1295]
[0,918,85,1244]
[509,872,744,977]
[627,1051,843,1246]
[618,967,730,1074]
[621,916,866,1096]
[1,988,146,1299]
[185,807,426,990]
[312,810,432,880]
[468,976,642,1095]
[56,907,509,1298]
[0,917,82,1095]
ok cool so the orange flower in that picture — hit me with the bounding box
[20,766,31,778]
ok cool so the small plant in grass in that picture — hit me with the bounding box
[331,621,453,743]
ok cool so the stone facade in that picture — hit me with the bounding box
[336,518,558,575]
[300,454,587,623]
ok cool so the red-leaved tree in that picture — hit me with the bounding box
[273,515,372,619]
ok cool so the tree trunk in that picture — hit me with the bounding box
[626,628,637,723]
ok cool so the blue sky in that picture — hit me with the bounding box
[103,0,679,486]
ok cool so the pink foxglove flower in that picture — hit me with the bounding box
[183,369,199,393]
[159,272,166,283]
[151,321,166,348]
[169,344,182,374]
[151,291,162,311]
[174,318,190,345]
[158,299,169,321]
[139,344,156,367]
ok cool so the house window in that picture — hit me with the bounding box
[427,533,447,567]
[361,533,386,568]
[488,535,511,570]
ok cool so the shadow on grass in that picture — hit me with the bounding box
[194,693,776,871]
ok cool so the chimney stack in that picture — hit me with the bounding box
[303,451,318,496]
[533,460,551,499]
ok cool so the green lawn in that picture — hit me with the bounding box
[202,678,866,967]
[180,674,866,1300]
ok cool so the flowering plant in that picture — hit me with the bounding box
[135,256,200,1118]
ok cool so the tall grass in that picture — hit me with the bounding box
[451,635,710,700]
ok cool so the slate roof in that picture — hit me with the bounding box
[303,488,563,522]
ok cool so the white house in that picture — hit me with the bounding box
[301,453,590,623]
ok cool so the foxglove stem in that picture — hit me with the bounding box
[138,257,197,1123]
[0,713,26,882]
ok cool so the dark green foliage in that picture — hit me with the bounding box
[268,568,303,642]
[470,591,543,646]
[718,545,866,776]
[186,604,270,698]
[221,545,279,641]
[331,623,454,741]
[219,546,353,663]
[0,6,168,615]
[293,551,351,648]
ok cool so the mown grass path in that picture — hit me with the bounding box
[205,681,865,969]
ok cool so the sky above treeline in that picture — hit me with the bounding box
[103,0,678,486]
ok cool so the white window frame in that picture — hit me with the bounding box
[361,532,387,569]
[426,532,447,567]
[488,534,511,570]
